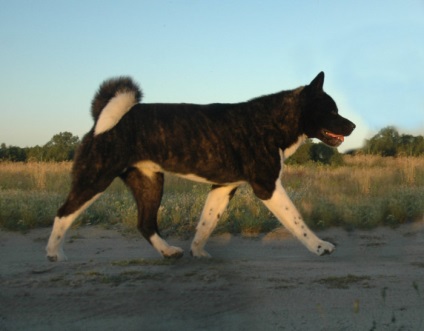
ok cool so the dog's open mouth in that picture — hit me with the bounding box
[321,130,345,147]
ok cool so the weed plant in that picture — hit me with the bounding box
[1,156,423,234]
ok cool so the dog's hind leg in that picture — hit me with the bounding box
[260,179,335,256]
[191,184,238,258]
[121,167,183,259]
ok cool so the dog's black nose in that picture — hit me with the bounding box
[349,122,356,131]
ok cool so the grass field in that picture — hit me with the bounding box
[1,156,423,234]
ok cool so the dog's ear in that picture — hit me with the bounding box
[308,72,325,94]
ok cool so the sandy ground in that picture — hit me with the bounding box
[1,223,424,331]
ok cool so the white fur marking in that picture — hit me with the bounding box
[150,233,184,258]
[135,161,164,179]
[281,134,307,160]
[191,185,239,257]
[46,194,101,261]
[134,160,244,186]
[262,179,334,256]
[176,173,244,186]
[94,91,138,136]
[176,173,215,184]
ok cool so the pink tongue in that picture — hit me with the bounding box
[327,132,344,142]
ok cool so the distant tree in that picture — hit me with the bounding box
[411,136,424,155]
[363,126,424,156]
[397,134,415,156]
[43,132,80,162]
[0,143,27,161]
[285,140,344,166]
[364,126,399,156]
[0,143,6,159]
[25,145,46,162]
[310,143,344,165]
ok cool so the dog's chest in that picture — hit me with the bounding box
[280,134,307,161]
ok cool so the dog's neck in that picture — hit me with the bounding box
[280,134,307,161]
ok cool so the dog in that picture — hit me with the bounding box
[46,72,355,261]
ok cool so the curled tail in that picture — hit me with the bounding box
[91,76,142,136]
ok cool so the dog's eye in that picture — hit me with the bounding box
[330,110,338,115]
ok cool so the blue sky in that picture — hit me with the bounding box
[1,1,423,152]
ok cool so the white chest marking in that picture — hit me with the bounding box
[280,134,307,161]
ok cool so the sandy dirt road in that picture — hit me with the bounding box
[1,223,424,331]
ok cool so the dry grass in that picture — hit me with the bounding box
[1,156,423,233]
[0,162,72,191]
[282,155,424,229]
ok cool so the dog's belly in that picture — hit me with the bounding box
[175,173,245,186]
[133,160,245,186]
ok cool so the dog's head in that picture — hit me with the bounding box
[301,72,356,147]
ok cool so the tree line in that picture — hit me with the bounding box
[363,126,424,157]
[1,126,424,164]
[1,132,80,162]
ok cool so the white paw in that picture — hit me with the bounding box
[190,248,212,258]
[315,240,335,256]
[162,246,184,259]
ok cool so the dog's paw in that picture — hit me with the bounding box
[315,240,335,256]
[190,248,212,258]
[46,250,68,262]
[162,246,184,259]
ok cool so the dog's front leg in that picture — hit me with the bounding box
[261,180,335,256]
[46,193,102,261]
[191,184,238,258]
